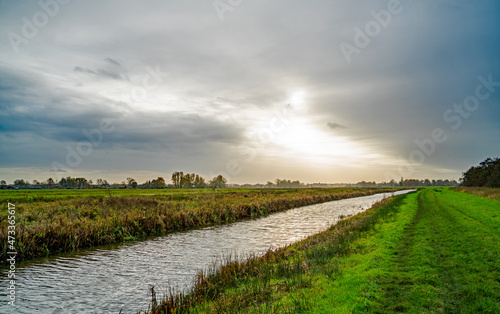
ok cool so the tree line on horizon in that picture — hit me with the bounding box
[1,173,462,190]
[0,172,229,190]
[461,157,500,188]
[13,157,500,190]
[4,156,498,189]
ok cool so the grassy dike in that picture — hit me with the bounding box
[452,186,500,200]
[0,188,396,263]
[151,188,500,313]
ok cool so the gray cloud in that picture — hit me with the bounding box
[74,66,123,80]
[327,122,346,130]
[104,57,121,67]
[0,64,245,177]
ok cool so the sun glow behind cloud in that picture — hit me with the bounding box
[273,116,373,165]
[289,90,306,109]
[245,90,381,168]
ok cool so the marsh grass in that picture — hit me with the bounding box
[0,188,398,262]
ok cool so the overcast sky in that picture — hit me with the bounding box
[1,0,499,184]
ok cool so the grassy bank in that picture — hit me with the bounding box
[152,188,500,313]
[452,186,500,200]
[0,188,397,263]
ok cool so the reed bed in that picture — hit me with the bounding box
[0,188,397,262]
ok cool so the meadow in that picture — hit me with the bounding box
[0,187,397,262]
[152,188,500,313]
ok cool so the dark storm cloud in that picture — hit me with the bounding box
[105,113,244,155]
[1,105,240,155]
[0,65,244,170]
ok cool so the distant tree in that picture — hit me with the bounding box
[126,177,138,188]
[95,179,109,187]
[193,174,206,188]
[209,175,227,189]
[405,179,420,187]
[13,179,26,187]
[171,172,206,188]
[356,180,377,188]
[1,180,7,186]
[485,165,500,187]
[462,157,500,187]
[274,179,303,188]
[127,178,138,189]
[171,172,183,188]
[156,177,166,188]
[59,177,67,187]
[59,176,78,188]
[180,173,194,188]
[46,178,55,187]
[76,177,87,189]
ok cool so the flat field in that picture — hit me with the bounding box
[0,187,396,262]
[155,188,500,313]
